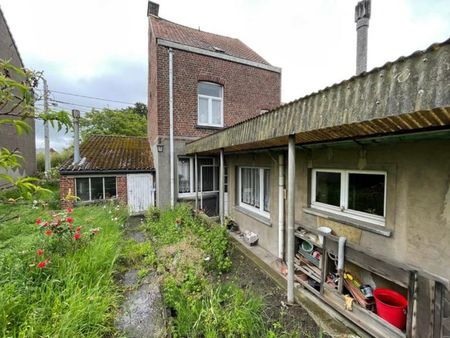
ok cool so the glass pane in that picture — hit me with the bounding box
[254,169,260,208]
[198,82,222,97]
[264,169,270,212]
[195,158,214,192]
[76,178,90,201]
[104,177,117,199]
[241,168,261,208]
[198,97,209,124]
[178,158,191,193]
[315,171,341,207]
[348,173,385,216]
[211,99,222,125]
[91,177,104,200]
[201,166,214,191]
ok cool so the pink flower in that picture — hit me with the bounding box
[37,249,44,256]
[75,227,81,233]
[73,233,81,240]
[66,207,73,213]
[42,221,49,227]
[37,259,49,269]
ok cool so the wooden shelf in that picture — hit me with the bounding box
[296,277,321,297]
[295,264,321,283]
[294,230,322,248]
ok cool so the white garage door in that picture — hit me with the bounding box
[127,173,155,214]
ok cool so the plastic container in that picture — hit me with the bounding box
[373,288,408,330]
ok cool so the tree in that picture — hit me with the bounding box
[80,103,147,140]
[0,59,71,199]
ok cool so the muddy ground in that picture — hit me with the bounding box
[219,247,330,338]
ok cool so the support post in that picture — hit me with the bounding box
[219,149,224,225]
[287,135,296,303]
[278,153,285,259]
[43,78,50,177]
[194,154,198,210]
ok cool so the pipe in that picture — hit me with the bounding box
[287,135,296,303]
[169,48,174,208]
[219,149,225,225]
[72,109,81,164]
[355,0,371,75]
[278,153,285,259]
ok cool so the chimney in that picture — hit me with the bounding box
[355,0,371,75]
[147,1,159,17]
[72,109,81,164]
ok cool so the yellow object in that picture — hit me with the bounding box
[344,295,354,311]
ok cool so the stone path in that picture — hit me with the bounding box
[115,216,166,338]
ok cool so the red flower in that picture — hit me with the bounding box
[66,217,74,223]
[37,259,49,269]
[75,227,81,232]
[36,218,42,225]
[73,233,81,240]
[44,229,53,236]
[67,207,73,213]
[37,249,44,256]
[42,221,49,227]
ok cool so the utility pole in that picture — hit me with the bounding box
[43,78,51,177]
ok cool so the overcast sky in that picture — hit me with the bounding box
[1,0,449,151]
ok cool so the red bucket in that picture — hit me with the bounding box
[374,288,408,330]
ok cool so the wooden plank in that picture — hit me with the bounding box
[433,282,444,338]
[406,271,418,338]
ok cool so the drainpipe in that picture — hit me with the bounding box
[219,148,225,225]
[195,153,198,210]
[169,48,174,208]
[72,109,81,164]
[278,153,285,259]
[287,135,296,303]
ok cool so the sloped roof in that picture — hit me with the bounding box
[186,38,450,155]
[60,135,154,174]
[151,15,271,66]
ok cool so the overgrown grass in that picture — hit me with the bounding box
[0,202,127,337]
[146,204,293,338]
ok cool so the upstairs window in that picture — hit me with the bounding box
[311,169,386,226]
[198,82,223,127]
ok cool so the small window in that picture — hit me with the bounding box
[238,167,270,217]
[311,169,386,226]
[198,82,223,127]
[75,177,117,201]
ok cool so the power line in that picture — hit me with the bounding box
[48,99,109,110]
[36,88,136,105]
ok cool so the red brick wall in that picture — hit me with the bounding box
[60,176,75,209]
[116,175,127,205]
[148,19,159,144]
[148,44,281,142]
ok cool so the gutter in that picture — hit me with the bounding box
[59,169,155,175]
[169,47,175,208]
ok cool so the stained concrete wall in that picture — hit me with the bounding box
[226,139,450,281]
[0,8,36,188]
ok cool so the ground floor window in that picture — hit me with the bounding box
[75,176,117,201]
[177,157,218,195]
[311,169,386,225]
[238,167,270,217]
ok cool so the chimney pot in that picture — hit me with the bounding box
[72,109,81,164]
[148,1,159,17]
[355,0,371,75]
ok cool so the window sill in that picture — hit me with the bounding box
[234,205,271,227]
[303,207,392,237]
[195,124,224,131]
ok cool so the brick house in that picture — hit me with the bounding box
[59,135,155,214]
[0,6,36,188]
[147,1,281,212]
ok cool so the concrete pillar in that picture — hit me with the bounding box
[219,149,225,225]
[355,0,371,75]
[287,135,296,303]
[195,153,198,210]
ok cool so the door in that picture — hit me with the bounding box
[127,173,155,214]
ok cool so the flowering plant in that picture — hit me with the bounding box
[34,207,100,268]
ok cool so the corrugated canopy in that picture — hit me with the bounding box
[60,135,154,174]
[186,39,450,155]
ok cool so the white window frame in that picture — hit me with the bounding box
[311,169,387,226]
[74,176,118,201]
[177,156,219,197]
[238,167,270,218]
[197,82,223,127]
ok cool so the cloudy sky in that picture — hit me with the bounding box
[2,0,449,150]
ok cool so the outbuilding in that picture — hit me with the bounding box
[59,135,155,214]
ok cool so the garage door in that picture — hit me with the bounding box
[127,173,155,214]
